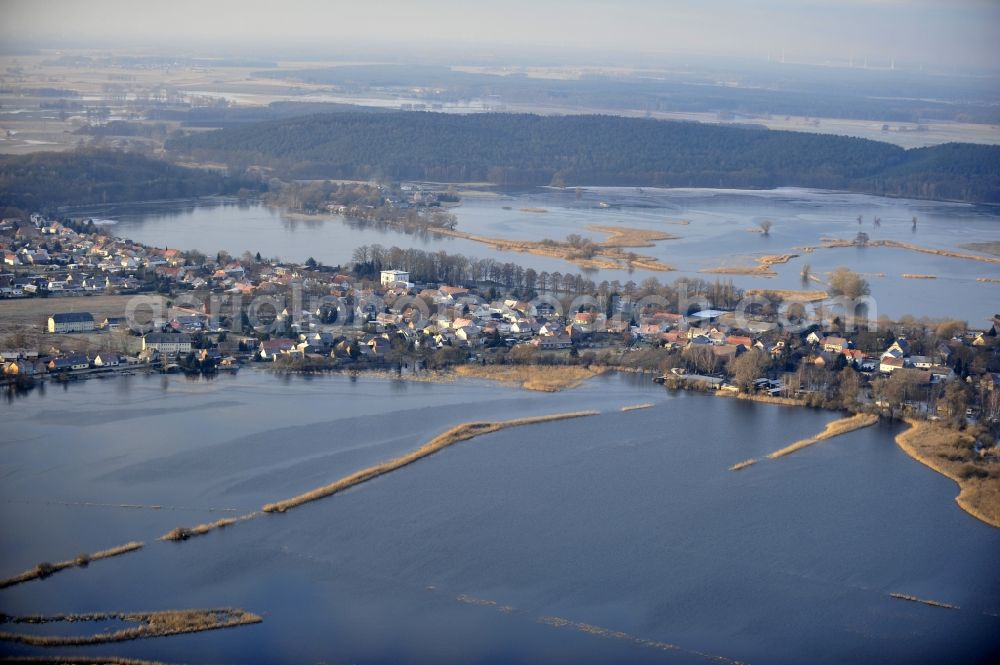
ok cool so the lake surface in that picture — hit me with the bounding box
[78,186,1000,323]
[1,372,998,664]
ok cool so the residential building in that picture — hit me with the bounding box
[143,332,193,354]
[380,269,410,286]
[48,312,95,333]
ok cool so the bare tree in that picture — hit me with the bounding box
[838,367,861,410]
[982,387,1000,425]
[828,267,870,299]
[685,345,717,375]
[759,220,773,235]
[732,349,769,392]
[800,263,812,286]
[940,380,971,427]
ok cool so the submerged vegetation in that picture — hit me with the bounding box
[766,414,880,460]
[160,515,253,542]
[0,608,261,646]
[729,459,758,471]
[536,615,742,664]
[263,411,598,513]
[454,592,742,664]
[822,237,1000,264]
[0,542,143,589]
[888,593,959,610]
[0,657,172,665]
[729,414,879,470]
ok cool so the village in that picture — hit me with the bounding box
[1,211,998,434]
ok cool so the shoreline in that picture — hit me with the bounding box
[893,419,1000,529]
[714,391,803,407]
[272,364,616,393]
[453,364,606,392]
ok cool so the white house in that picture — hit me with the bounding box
[92,353,122,367]
[879,355,905,374]
[380,269,410,287]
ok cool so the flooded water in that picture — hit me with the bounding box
[1,372,998,664]
[82,186,1000,323]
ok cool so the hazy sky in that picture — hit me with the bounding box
[2,0,998,69]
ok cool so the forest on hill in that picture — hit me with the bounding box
[166,112,1000,203]
[0,149,264,212]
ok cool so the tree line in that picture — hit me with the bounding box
[166,112,1000,203]
[350,243,743,308]
[0,148,265,212]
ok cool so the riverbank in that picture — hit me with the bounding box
[273,364,615,393]
[453,364,606,392]
[715,391,803,407]
[894,419,1000,529]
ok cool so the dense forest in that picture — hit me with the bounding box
[0,149,264,211]
[167,112,1000,203]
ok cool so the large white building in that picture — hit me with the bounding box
[48,312,95,333]
[380,269,410,287]
[142,332,193,354]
